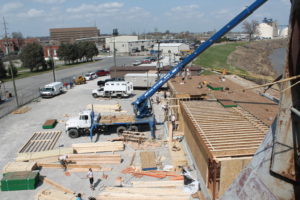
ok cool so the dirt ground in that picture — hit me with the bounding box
[228,39,288,78]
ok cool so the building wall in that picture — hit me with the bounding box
[50,27,100,44]
[153,43,190,55]
[257,23,274,39]
[43,45,59,60]
[105,36,138,49]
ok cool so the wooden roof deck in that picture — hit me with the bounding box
[181,101,269,158]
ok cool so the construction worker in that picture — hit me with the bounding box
[87,168,95,190]
[58,155,68,171]
[76,193,82,200]
[171,114,176,131]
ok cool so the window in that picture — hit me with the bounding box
[80,115,88,120]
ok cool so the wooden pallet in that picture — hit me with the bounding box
[19,131,62,153]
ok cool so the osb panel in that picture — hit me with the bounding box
[219,158,251,196]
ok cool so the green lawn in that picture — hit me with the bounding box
[194,42,247,74]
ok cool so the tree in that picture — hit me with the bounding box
[85,42,98,61]
[12,32,23,39]
[20,42,46,72]
[0,59,7,78]
[242,20,259,41]
[7,62,18,77]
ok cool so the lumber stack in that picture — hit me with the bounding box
[122,167,182,179]
[37,163,111,172]
[35,189,76,200]
[2,161,37,173]
[99,115,135,123]
[140,151,157,171]
[67,154,121,164]
[169,141,188,168]
[42,119,58,129]
[86,104,121,112]
[72,142,124,153]
[97,187,190,200]
[131,180,184,188]
[16,148,73,161]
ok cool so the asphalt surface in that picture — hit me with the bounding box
[0,56,144,117]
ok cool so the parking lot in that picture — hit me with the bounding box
[0,75,175,200]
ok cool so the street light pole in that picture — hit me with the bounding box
[156,40,161,81]
[113,28,118,78]
[51,56,56,82]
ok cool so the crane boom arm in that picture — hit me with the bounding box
[133,0,268,118]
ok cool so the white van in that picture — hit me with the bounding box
[40,82,64,98]
[92,81,133,98]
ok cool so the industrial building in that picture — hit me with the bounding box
[50,27,100,44]
[153,43,190,55]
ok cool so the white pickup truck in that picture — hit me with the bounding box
[92,81,133,98]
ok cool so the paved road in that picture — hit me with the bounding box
[0,56,144,117]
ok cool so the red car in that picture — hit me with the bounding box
[96,70,110,76]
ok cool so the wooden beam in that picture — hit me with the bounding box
[41,177,75,194]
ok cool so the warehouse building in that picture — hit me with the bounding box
[153,43,190,55]
[50,27,100,44]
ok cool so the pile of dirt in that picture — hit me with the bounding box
[228,39,288,78]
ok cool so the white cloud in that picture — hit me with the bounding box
[32,0,66,4]
[66,2,123,13]
[1,2,23,13]
[18,8,45,18]
[166,4,203,19]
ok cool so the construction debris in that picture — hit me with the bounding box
[12,106,31,114]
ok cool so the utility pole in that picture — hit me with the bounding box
[113,28,118,78]
[51,56,56,82]
[3,17,19,107]
[156,40,161,81]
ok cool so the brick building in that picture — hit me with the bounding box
[50,27,100,44]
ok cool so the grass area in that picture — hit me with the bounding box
[193,42,248,75]
[2,61,95,81]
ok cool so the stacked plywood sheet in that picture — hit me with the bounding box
[42,119,58,129]
[16,148,73,161]
[97,187,190,200]
[140,151,157,171]
[99,115,135,123]
[2,161,37,173]
[72,142,124,153]
[35,189,76,200]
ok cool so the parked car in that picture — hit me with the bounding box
[84,72,97,81]
[97,77,125,87]
[132,60,142,66]
[96,70,110,76]
[141,59,151,64]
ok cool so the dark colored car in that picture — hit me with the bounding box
[96,70,110,76]
[97,77,125,86]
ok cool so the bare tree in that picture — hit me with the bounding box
[242,20,259,41]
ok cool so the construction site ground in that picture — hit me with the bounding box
[0,76,206,200]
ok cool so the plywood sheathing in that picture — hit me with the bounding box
[168,75,278,126]
[181,101,269,158]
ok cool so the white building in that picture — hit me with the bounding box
[153,43,190,55]
[279,27,289,38]
[256,23,274,39]
[106,36,155,53]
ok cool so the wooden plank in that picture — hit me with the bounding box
[67,168,111,172]
[41,177,75,194]
[72,141,124,148]
[16,148,73,161]
[131,180,184,188]
[101,187,187,195]
[67,153,120,159]
[2,161,37,173]
[72,142,124,153]
[12,106,31,114]
[140,151,157,170]
[169,141,188,167]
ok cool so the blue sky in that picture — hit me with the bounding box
[0,0,291,37]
